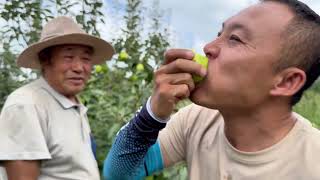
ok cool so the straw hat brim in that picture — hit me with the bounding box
[17,33,115,69]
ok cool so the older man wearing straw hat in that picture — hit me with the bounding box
[0,16,114,179]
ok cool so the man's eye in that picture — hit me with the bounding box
[64,55,73,59]
[217,32,222,37]
[229,35,242,43]
[82,57,91,62]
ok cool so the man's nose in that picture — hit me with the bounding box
[71,58,84,72]
[203,40,221,60]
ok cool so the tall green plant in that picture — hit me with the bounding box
[0,0,178,178]
[0,0,105,111]
[0,43,25,109]
[80,0,170,171]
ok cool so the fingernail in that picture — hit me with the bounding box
[201,68,207,77]
[188,50,195,59]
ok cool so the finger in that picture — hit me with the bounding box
[157,73,195,92]
[150,83,190,119]
[164,49,194,64]
[157,59,207,78]
[172,84,191,100]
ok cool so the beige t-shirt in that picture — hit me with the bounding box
[0,77,100,180]
[159,104,320,180]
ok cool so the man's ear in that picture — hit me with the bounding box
[270,67,306,96]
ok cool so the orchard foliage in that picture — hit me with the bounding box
[0,0,184,179]
[1,1,319,180]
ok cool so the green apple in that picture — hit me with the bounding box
[130,74,138,81]
[95,65,103,73]
[136,63,145,72]
[192,53,208,83]
[119,51,129,61]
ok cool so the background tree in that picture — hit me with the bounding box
[0,0,184,179]
[80,0,171,170]
[1,1,319,180]
[0,0,105,110]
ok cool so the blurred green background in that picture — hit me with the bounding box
[0,1,319,180]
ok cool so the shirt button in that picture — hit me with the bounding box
[223,174,228,180]
[223,174,232,180]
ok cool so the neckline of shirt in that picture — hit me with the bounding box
[38,76,85,112]
[219,113,306,164]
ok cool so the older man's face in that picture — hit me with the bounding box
[43,45,93,99]
[191,2,295,109]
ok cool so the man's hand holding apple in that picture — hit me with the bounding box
[150,49,208,120]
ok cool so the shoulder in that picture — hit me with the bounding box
[168,103,223,137]
[4,79,50,108]
[292,113,320,177]
[293,112,320,149]
[302,124,320,149]
[173,103,222,125]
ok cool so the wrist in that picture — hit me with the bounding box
[147,97,170,123]
[133,103,167,139]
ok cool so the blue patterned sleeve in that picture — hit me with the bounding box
[103,104,166,180]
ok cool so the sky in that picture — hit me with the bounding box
[154,0,320,54]
[102,0,320,54]
[1,0,320,55]
[103,0,258,53]
[156,0,257,53]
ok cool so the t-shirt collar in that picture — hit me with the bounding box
[38,76,81,109]
[220,115,304,164]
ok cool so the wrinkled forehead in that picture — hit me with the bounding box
[224,2,294,36]
[52,44,94,55]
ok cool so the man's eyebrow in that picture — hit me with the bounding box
[62,46,92,54]
[222,22,252,40]
[85,47,94,55]
[62,47,74,51]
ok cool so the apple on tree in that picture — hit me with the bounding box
[136,63,145,72]
[95,65,103,73]
[119,50,129,61]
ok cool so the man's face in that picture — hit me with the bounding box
[43,45,93,98]
[191,2,294,110]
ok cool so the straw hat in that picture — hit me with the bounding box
[17,16,115,69]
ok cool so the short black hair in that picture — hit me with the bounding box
[38,46,53,74]
[37,44,94,74]
[261,0,320,105]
